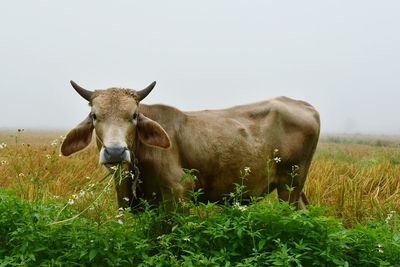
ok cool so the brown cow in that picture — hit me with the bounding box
[61,81,320,210]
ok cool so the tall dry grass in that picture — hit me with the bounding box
[306,143,400,226]
[0,130,107,201]
[1,130,399,225]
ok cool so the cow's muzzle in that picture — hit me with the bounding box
[99,145,131,166]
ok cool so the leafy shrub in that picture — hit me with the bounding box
[0,190,399,266]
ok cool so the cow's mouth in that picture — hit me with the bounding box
[104,163,118,169]
[99,145,132,170]
[103,162,130,171]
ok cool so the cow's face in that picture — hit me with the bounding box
[61,81,171,169]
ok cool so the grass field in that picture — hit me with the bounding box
[1,130,399,225]
[1,130,399,265]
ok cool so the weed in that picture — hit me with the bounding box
[1,190,399,266]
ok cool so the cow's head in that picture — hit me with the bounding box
[61,81,171,168]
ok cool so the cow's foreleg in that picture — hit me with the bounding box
[276,163,309,210]
[159,184,186,212]
[158,168,195,213]
[114,174,134,209]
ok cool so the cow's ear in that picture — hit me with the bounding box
[61,115,94,156]
[137,114,171,149]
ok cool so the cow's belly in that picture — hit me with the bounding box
[195,169,277,202]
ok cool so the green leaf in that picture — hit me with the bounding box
[237,229,243,239]
[258,240,266,250]
[89,249,97,261]
[79,250,87,259]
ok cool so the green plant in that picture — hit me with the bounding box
[1,189,400,266]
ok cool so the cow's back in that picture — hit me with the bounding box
[181,96,320,166]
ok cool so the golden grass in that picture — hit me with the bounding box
[306,142,400,225]
[0,130,108,200]
[1,130,399,225]
[0,129,66,145]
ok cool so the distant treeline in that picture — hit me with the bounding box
[321,134,400,147]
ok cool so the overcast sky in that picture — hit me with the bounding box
[0,1,399,134]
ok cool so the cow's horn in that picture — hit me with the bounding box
[137,81,156,101]
[70,80,93,101]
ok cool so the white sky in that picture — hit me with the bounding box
[0,1,399,134]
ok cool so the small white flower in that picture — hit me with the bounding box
[117,219,124,225]
[0,143,7,149]
[0,160,7,166]
[244,167,251,175]
[110,166,118,171]
[183,237,191,242]
[68,199,74,205]
[123,197,130,202]
[238,205,247,212]
[385,214,393,224]
[85,176,91,180]
[79,191,86,197]
[18,173,25,177]
[46,154,52,159]
[385,211,396,224]
[377,244,384,253]
[229,192,235,198]
[273,157,281,163]
[115,213,124,219]
[274,148,279,153]
[291,165,299,172]
[50,139,58,147]
[234,202,247,212]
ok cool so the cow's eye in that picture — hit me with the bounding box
[91,113,97,121]
[132,113,138,121]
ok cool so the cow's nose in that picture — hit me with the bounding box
[103,145,129,163]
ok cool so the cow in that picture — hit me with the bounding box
[61,81,320,210]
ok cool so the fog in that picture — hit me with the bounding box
[1,1,399,134]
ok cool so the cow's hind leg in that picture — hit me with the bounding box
[276,162,310,210]
[301,191,309,205]
[277,185,308,210]
[277,185,304,209]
